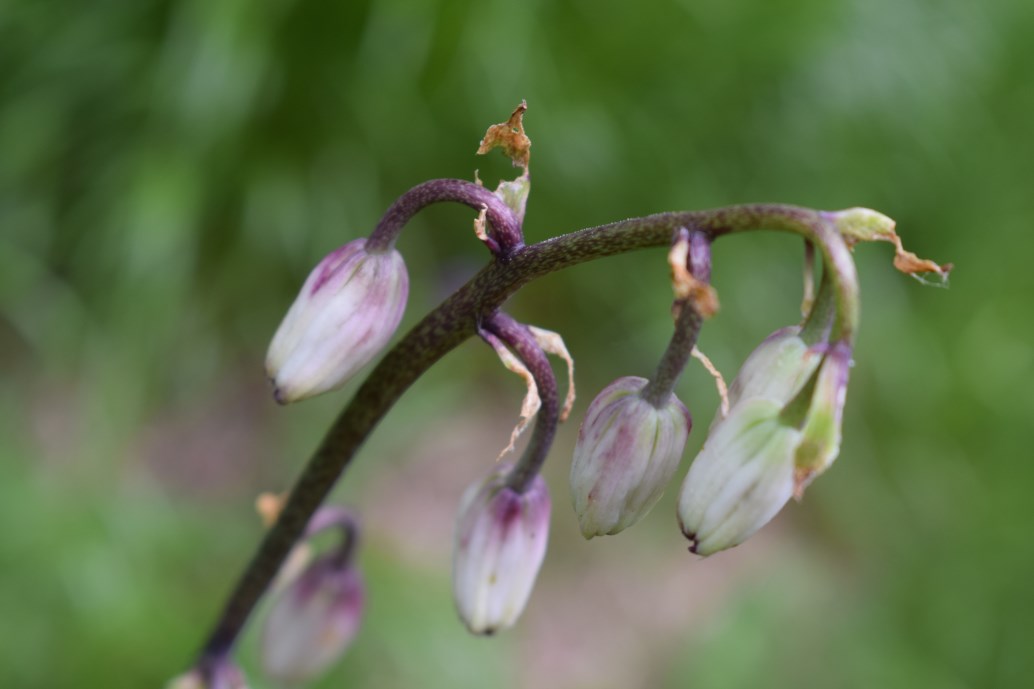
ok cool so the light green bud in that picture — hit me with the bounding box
[677,399,800,556]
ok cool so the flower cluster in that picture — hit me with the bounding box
[258,220,860,650]
[184,108,950,688]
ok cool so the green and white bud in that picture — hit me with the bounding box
[724,326,823,410]
[678,335,854,555]
[452,465,550,635]
[570,377,691,538]
[677,399,800,556]
[266,238,408,404]
[261,553,364,683]
[828,207,897,244]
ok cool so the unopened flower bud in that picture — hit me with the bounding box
[570,376,691,538]
[261,553,364,683]
[452,465,550,635]
[725,326,823,410]
[794,341,852,490]
[266,238,408,403]
[167,662,248,689]
[677,399,800,556]
[828,207,897,244]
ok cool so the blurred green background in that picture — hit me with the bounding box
[2,0,1032,687]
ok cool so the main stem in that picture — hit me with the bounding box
[195,200,858,668]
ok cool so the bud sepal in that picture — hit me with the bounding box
[793,340,852,494]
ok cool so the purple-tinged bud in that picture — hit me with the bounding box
[677,399,800,556]
[570,376,691,538]
[260,553,364,683]
[725,326,823,410]
[794,341,852,493]
[452,465,550,635]
[266,238,408,404]
[167,662,248,689]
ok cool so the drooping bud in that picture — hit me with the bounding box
[452,464,550,635]
[724,326,824,410]
[793,341,852,493]
[678,335,856,555]
[266,238,408,403]
[677,398,801,556]
[828,207,898,244]
[167,661,248,689]
[570,376,691,538]
[261,553,364,683]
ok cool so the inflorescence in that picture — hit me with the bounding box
[173,104,951,688]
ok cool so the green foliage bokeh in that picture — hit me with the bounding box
[1,0,1032,687]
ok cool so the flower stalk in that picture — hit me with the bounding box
[640,228,712,407]
[366,178,524,256]
[482,311,560,494]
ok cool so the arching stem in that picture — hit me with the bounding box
[366,178,524,256]
[482,312,559,494]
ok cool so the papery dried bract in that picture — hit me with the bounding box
[831,207,952,280]
[678,399,800,556]
[571,377,690,538]
[452,465,550,635]
[266,238,408,403]
[261,554,364,683]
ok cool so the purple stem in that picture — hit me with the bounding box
[305,507,360,569]
[481,311,559,494]
[640,229,712,408]
[366,179,524,256]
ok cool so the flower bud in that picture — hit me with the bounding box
[725,326,823,410]
[828,207,897,244]
[167,662,248,689]
[794,341,852,490]
[452,465,550,635]
[570,376,691,538]
[261,554,364,683]
[677,399,800,556]
[266,238,408,403]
